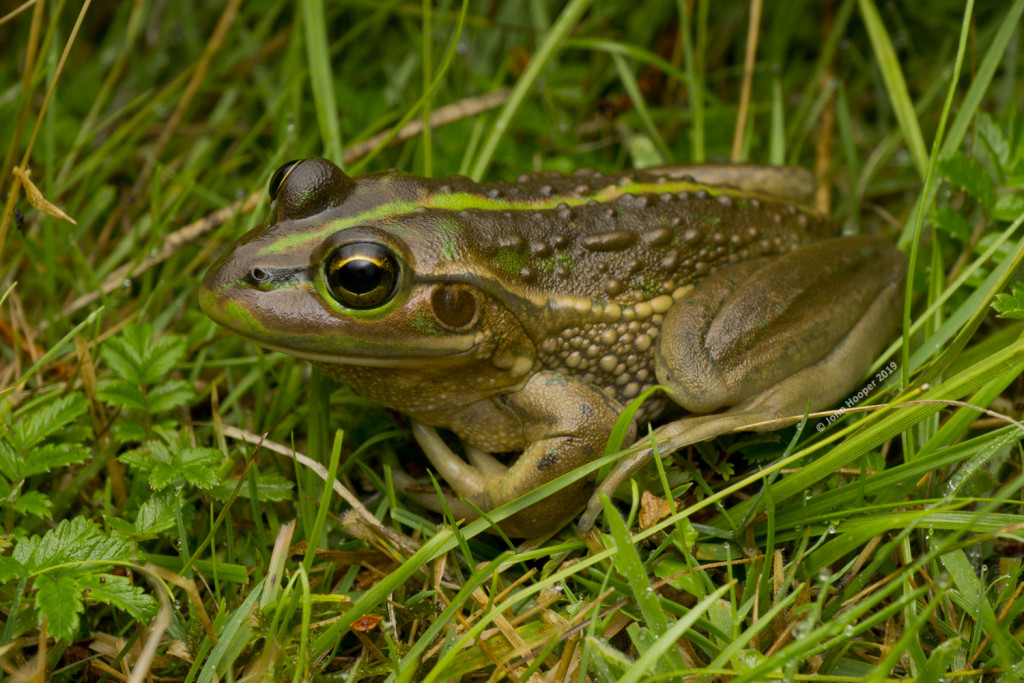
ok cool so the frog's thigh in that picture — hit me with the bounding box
[651,163,815,203]
[656,235,906,417]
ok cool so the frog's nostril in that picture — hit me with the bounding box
[246,267,271,286]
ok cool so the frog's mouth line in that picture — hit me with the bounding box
[231,332,476,367]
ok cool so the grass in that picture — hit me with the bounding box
[2,0,1024,680]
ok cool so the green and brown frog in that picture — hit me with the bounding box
[201,158,905,536]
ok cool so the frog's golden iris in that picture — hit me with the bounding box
[324,242,400,309]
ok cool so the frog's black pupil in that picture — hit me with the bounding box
[339,259,381,294]
[268,159,302,200]
[325,242,400,309]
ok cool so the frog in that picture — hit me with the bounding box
[200,157,906,537]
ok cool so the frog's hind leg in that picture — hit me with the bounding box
[579,236,906,532]
[646,164,816,204]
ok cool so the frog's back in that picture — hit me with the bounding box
[392,166,838,413]
[404,166,836,305]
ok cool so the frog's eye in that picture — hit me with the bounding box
[271,158,354,219]
[325,242,400,309]
[269,159,302,201]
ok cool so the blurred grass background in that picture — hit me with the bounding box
[2,0,1024,680]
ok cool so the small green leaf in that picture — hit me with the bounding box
[931,207,972,241]
[5,393,88,452]
[112,419,148,444]
[97,380,148,412]
[212,471,294,502]
[176,447,222,489]
[100,334,147,385]
[147,379,195,412]
[939,152,996,208]
[142,335,186,384]
[134,489,181,535]
[652,556,705,597]
[126,438,221,491]
[79,574,158,621]
[105,517,136,534]
[13,517,132,575]
[713,461,735,480]
[0,441,18,480]
[34,574,83,641]
[977,111,1010,170]
[0,555,25,582]
[993,287,1024,319]
[19,443,90,477]
[993,192,1024,222]
[13,491,52,519]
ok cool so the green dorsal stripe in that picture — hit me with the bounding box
[258,178,785,256]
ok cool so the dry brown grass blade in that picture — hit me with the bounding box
[125,564,173,683]
[144,564,216,644]
[0,0,91,263]
[0,0,38,27]
[221,425,424,558]
[130,0,244,200]
[341,88,509,165]
[11,168,76,225]
[58,190,261,320]
[731,0,763,162]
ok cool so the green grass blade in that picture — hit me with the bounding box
[600,493,690,672]
[621,582,732,683]
[940,0,1024,158]
[301,0,343,162]
[470,0,593,180]
[856,0,928,178]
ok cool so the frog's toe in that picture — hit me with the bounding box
[392,470,482,521]
[411,422,489,504]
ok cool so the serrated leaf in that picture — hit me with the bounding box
[147,379,195,412]
[978,111,1011,170]
[13,491,52,519]
[939,152,996,208]
[714,461,735,479]
[105,517,136,534]
[79,574,158,621]
[133,489,181,535]
[931,207,972,241]
[97,380,148,412]
[148,463,179,490]
[212,472,294,502]
[14,517,132,575]
[129,439,221,491]
[112,419,148,444]
[993,288,1024,319]
[19,443,91,478]
[993,192,1024,222]
[100,335,147,385]
[120,448,155,472]
[5,393,88,452]
[176,447,222,490]
[35,574,83,641]
[142,335,186,384]
[0,555,25,582]
[0,441,17,480]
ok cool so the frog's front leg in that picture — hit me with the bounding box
[407,371,632,537]
[579,235,906,532]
